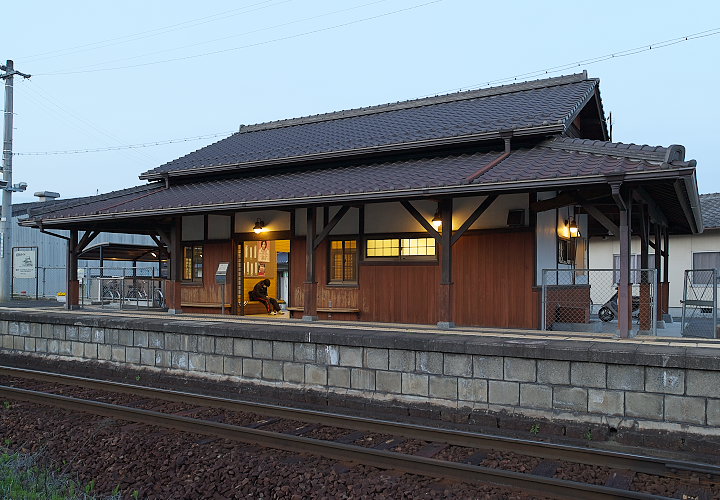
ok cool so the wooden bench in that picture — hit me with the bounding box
[241,299,286,315]
[287,306,360,315]
[181,302,231,309]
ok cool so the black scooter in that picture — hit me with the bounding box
[598,291,641,322]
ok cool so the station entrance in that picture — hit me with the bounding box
[237,239,290,316]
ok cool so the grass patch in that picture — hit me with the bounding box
[0,448,122,499]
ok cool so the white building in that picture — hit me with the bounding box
[589,192,720,316]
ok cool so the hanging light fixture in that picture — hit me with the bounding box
[568,217,580,238]
[253,218,266,234]
[431,211,442,231]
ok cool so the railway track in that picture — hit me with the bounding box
[0,365,718,500]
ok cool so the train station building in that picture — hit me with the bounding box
[21,72,703,337]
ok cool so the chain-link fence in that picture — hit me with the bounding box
[681,269,718,339]
[542,269,657,336]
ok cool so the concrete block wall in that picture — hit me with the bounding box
[1,311,720,437]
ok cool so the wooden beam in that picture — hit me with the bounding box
[450,195,497,246]
[633,187,668,227]
[674,180,698,233]
[400,201,441,242]
[530,192,578,213]
[576,200,619,236]
[313,205,350,250]
[77,230,100,254]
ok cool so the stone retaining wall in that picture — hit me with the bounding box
[1,310,719,437]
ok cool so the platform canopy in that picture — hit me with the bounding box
[78,242,167,262]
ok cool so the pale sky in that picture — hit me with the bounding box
[4,1,719,203]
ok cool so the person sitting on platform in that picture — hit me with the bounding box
[249,278,283,315]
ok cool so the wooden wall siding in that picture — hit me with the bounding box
[358,263,439,324]
[290,239,359,309]
[453,231,536,328]
[291,232,537,328]
[181,241,232,304]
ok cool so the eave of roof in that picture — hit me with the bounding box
[22,138,698,228]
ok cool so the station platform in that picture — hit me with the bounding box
[1,304,719,451]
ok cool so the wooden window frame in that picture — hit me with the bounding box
[328,238,359,286]
[364,235,437,262]
[182,243,204,283]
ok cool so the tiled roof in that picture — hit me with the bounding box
[700,193,720,229]
[141,73,601,180]
[29,138,684,224]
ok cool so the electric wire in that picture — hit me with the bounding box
[16,79,160,165]
[53,0,391,73]
[13,132,235,156]
[425,27,720,96]
[34,0,443,76]
[20,0,289,63]
[10,25,718,157]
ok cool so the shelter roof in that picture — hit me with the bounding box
[78,242,167,262]
[23,137,697,234]
[140,73,604,180]
[700,193,720,229]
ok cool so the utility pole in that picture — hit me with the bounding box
[0,60,31,302]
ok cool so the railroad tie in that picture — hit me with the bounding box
[530,460,560,478]
[603,469,635,490]
[414,443,448,458]
[462,450,488,466]
[334,430,366,444]
[372,437,405,451]
[244,418,280,429]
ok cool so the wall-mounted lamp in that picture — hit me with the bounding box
[253,218,266,234]
[431,211,442,231]
[568,218,579,238]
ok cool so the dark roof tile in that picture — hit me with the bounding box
[141,74,599,179]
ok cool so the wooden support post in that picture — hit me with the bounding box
[662,227,670,320]
[437,198,454,329]
[639,205,652,332]
[166,218,183,314]
[618,203,631,338]
[654,223,663,321]
[303,207,318,321]
[66,229,79,310]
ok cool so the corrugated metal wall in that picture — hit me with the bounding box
[11,216,157,298]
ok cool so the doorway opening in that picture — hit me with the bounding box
[237,239,289,316]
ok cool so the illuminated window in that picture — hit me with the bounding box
[183,245,203,281]
[329,240,357,284]
[366,237,436,260]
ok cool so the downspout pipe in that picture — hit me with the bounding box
[466,133,512,183]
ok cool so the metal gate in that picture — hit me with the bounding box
[542,269,657,336]
[681,269,718,338]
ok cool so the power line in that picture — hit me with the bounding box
[425,27,720,96]
[20,0,289,63]
[13,132,234,155]
[35,0,443,76]
[12,25,718,158]
[51,0,391,73]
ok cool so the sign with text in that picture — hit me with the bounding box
[13,248,37,279]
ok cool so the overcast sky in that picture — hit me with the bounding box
[3,1,719,203]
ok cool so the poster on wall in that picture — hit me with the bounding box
[258,263,266,276]
[13,248,37,279]
[258,241,270,262]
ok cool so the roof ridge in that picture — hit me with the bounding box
[237,72,592,134]
[541,137,668,162]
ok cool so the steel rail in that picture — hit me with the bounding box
[1,365,719,478]
[0,385,671,500]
